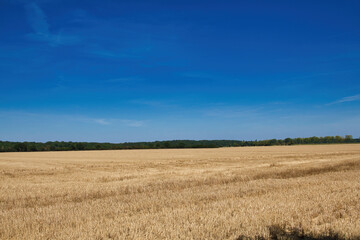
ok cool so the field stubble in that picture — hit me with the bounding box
[0,144,360,239]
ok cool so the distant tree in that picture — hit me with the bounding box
[0,134,358,152]
[345,135,353,143]
[284,138,293,145]
[14,143,27,152]
[310,136,320,144]
[27,145,37,151]
[163,141,170,148]
[269,139,278,145]
[177,142,186,148]
[75,143,85,150]
[345,135,353,140]
[335,136,343,143]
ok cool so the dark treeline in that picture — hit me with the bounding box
[0,135,359,152]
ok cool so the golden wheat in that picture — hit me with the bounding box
[1,144,360,239]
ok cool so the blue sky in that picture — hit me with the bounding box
[1,0,360,142]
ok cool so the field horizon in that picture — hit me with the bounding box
[1,135,359,152]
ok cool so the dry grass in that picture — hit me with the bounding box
[0,144,360,239]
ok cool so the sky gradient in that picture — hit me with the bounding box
[1,0,360,142]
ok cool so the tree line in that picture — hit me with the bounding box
[0,135,358,152]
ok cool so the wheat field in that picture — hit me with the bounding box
[0,144,360,239]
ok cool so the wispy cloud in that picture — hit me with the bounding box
[9,0,63,4]
[204,106,263,119]
[26,3,49,34]
[328,94,360,105]
[182,72,239,82]
[106,77,142,83]
[120,120,144,127]
[84,117,144,127]
[92,118,145,127]
[0,111,144,128]
[93,119,110,125]
[130,99,176,108]
[25,3,80,46]
[89,49,139,59]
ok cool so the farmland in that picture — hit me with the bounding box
[1,144,360,239]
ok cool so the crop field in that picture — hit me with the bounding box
[0,144,360,239]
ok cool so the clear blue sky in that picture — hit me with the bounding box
[1,0,360,142]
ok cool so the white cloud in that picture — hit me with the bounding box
[25,3,80,46]
[130,99,176,108]
[26,3,49,34]
[328,94,360,105]
[204,106,263,119]
[120,120,144,127]
[182,72,239,82]
[0,111,144,128]
[106,77,142,83]
[86,117,144,127]
[89,49,137,59]
[93,119,110,125]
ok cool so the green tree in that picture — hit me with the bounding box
[14,143,27,152]
[345,135,353,140]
